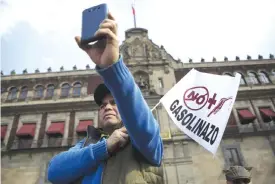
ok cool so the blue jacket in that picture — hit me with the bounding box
[47,57,163,184]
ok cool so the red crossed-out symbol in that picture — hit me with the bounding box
[183,86,217,111]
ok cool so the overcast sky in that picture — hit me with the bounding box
[1,0,275,74]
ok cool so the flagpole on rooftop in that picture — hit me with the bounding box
[132,0,137,28]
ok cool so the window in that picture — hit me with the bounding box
[222,144,246,168]
[235,72,246,85]
[259,107,275,123]
[73,82,82,97]
[19,86,28,99]
[237,109,256,125]
[77,132,86,141]
[1,88,6,94]
[7,87,18,100]
[1,139,5,148]
[258,71,270,84]
[248,72,259,84]
[17,136,33,149]
[76,120,92,140]
[46,84,55,98]
[46,122,64,147]
[240,76,246,85]
[61,83,70,97]
[224,73,233,76]
[16,123,36,149]
[48,134,63,147]
[1,125,7,141]
[158,78,164,88]
[35,85,44,98]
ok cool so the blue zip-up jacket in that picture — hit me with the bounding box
[47,56,163,184]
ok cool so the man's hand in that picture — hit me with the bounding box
[75,12,119,68]
[106,127,129,154]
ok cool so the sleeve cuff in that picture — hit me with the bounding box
[90,139,109,161]
[95,55,132,88]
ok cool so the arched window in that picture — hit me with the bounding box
[73,82,82,97]
[35,85,44,98]
[248,72,259,84]
[61,83,70,97]
[19,86,28,99]
[258,71,270,84]
[46,84,55,98]
[1,88,6,94]
[235,72,246,85]
[7,87,18,100]
[224,73,233,76]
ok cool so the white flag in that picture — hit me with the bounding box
[160,69,241,155]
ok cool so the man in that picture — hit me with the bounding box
[225,166,251,184]
[47,12,163,184]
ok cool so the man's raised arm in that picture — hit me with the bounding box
[96,57,163,166]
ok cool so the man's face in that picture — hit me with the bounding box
[98,94,121,130]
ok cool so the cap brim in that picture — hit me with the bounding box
[94,83,111,106]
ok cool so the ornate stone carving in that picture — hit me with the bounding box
[145,44,161,60]
[258,55,263,59]
[132,44,143,57]
[11,70,16,75]
[137,75,149,89]
[160,48,166,60]
[134,71,149,90]
[131,38,144,57]
[164,65,170,74]
[145,44,152,59]
[152,51,161,60]
[122,44,130,59]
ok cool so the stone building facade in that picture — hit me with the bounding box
[1,28,275,184]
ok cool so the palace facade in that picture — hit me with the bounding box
[1,28,275,184]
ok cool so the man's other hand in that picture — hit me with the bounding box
[106,127,129,154]
[75,12,119,68]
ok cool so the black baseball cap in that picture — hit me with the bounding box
[94,83,111,106]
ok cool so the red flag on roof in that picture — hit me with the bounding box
[132,0,137,28]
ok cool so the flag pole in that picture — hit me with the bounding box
[151,101,161,112]
[132,0,137,28]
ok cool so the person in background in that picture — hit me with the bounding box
[225,166,251,184]
[47,11,163,184]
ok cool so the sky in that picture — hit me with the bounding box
[1,0,275,75]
